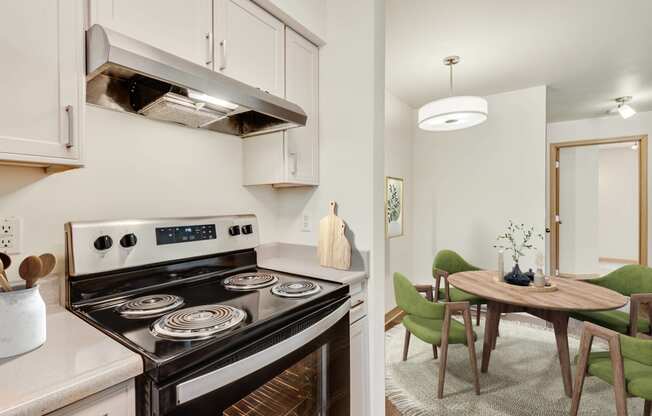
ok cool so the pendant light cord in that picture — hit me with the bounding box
[449,64,453,96]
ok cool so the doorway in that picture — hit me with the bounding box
[550,135,648,278]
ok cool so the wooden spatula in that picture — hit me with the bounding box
[19,256,43,289]
[38,253,56,279]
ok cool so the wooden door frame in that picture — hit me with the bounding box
[549,135,648,276]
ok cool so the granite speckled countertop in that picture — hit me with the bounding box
[0,278,142,416]
[256,243,369,285]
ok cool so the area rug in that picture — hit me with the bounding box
[386,318,644,415]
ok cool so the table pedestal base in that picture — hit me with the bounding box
[481,301,573,397]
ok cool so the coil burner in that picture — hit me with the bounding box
[151,304,246,341]
[223,272,279,290]
[116,294,185,319]
[271,281,322,298]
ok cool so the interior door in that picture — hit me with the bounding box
[0,0,83,160]
[89,0,213,67]
[556,141,642,277]
[284,28,319,184]
[214,0,285,97]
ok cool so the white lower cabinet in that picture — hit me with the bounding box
[48,379,135,416]
[350,315,369,416]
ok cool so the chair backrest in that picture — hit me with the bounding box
[591,264,652,296]
[433,249,480,276]
[393,272,444,320]
[620,333,652,366]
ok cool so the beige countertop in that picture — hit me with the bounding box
[0,306,143,416]
[256,243,368,285]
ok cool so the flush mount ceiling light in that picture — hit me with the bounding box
[418,56,488,131]
[609,96,637,119]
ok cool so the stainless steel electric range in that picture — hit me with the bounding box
[64,215,350,416]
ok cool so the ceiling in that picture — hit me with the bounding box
[386,0,652,122]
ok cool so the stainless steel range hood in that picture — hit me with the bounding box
[85,24,306,137]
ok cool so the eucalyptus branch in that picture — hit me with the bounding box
[493,220,543,264]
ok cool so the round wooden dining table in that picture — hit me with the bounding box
[448,270,627,397]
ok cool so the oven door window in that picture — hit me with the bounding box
[161,301,350,416]
[224,346,324,416]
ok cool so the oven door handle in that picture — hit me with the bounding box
[175,298,351,405]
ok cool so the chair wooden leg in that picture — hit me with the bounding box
[570,329,594,416]
[463,306,481,395]
[476,304,481,326]
[402,329,411,362]
[644,400,651,416]
[491,312,501,350]
[608,335,628,416]
[432,345,438,359]
[438,308,452,399]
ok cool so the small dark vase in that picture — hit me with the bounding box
[504,263,530,286]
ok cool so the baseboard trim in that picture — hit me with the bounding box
[599,257,638,264]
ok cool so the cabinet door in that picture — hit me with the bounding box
[242,133,285,185]
[284,29,319,184]
[89,0,213,67]
[0,0,83,163]
[49,379,135,416]
[350,317,369,416]
[214,0,285,96]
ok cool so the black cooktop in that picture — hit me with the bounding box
[73,267,347,380]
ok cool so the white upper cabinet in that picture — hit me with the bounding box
[242,28,319,187]
[214,0,285,96]
[89,0,213,67]
[284,28,319,184]
[0,0,84,167]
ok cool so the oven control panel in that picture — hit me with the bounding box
[66,215,258,276]
[156,224,217,245]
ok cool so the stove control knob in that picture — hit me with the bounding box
[120,233,138,248]
[93,235,113,251]
[241,224,253,235]
[228,225,241,236]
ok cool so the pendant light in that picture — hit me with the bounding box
[418,56,488,131]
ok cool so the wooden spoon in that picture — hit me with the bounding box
[38,253,56,278]
[0,253,12,292]
[18,256,43,289]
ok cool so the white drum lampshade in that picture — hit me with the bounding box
[418,95,488,131]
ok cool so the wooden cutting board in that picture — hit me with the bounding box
[318,201,351,270]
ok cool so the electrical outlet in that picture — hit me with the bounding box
[301,213,312,232]
[0,217,22,254]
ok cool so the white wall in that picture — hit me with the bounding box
[384,91,414,311]
[411,86,547,282]
[0,106,278,282]
[599,147,639,261]
[547,110,652,265]
[558,146,600,274]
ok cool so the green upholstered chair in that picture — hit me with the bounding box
[571,322,652,416]
[569,265,652,337]
[393,272,480,398]
[432,250,487,326]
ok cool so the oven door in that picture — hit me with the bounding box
[151,298,350,416]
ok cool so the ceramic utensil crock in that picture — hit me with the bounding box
[0,283,46,357]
